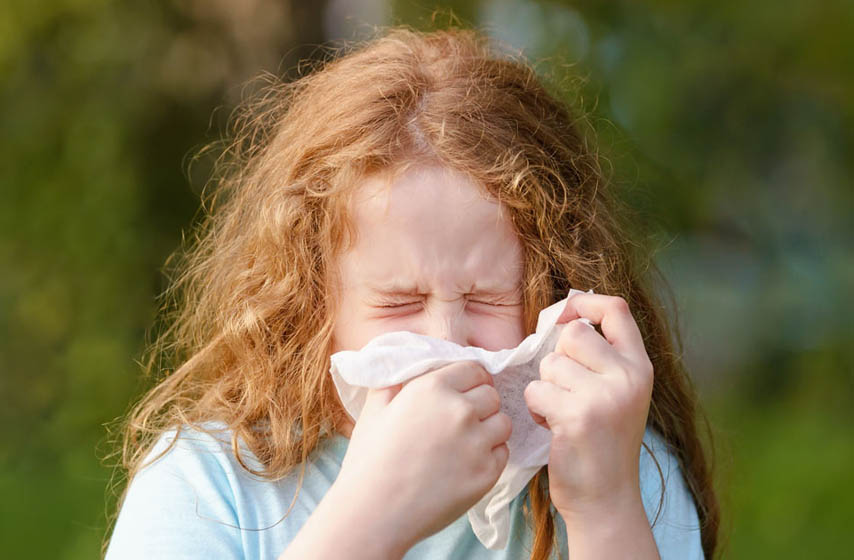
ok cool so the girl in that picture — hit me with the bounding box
[106,27,718,559]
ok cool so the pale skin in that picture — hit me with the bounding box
[279,164,659,559]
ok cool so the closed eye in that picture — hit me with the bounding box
[466,299,521,311]
[370,301,421,319]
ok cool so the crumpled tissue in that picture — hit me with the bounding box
[329,289,593,549]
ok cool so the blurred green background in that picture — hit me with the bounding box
[1,0,851,558]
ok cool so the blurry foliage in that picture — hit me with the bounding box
[0,0,851,558]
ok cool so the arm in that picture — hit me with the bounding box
[524,294,663,560]
[560,489,660,560]
[554,426,704,560]
[278,480,409,560]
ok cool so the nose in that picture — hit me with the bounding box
[425,301,468,346]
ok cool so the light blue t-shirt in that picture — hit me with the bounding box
[106,424,704,559]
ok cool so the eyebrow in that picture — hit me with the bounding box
[367,284,422,297]
[365,282,521,297]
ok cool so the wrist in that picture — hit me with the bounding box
[323,478,413,558]
[556,478,642,521]
[559,493,645,534]
[558,487,658,560]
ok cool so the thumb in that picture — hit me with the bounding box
[523,380,564,430]
[362,383,403,414]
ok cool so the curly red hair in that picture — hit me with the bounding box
[111,27,719,559]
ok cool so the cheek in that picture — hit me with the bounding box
[330,298,375,353]
[331,317,387,353]
[467,312,526,351]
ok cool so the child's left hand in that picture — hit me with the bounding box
[524,293,654,520]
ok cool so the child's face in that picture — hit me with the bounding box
[332,164,526,353]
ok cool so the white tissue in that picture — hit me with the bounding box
[329,289,593,550]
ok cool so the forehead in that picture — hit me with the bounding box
[339,164,523,290]
[349,164,497,220]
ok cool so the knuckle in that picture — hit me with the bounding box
[465,360,487,374]
[443,396,467,423]
[418,373,443,392]
[610,296,630,314]
[539,351,554,367]
[457,399,479,425]
[438,360,463,375]
[567,319,591,336]
[432,362,456,380]
[485,386,501,413]
[523,380,540,402]
[499,413,513,440]
[559,326,584,352]
[462,361,491,386]
[539,352,557,379]
[641,358,655,380]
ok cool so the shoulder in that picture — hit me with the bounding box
[106,423,249,559]
[133,421,263,483]
[639,427,705,560]
[106,423,347,560]
[133,421,275,514]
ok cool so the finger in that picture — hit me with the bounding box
[539,350,597,388]
[437,360,493,392]
[479,411,513,447]
[529,408,549,430]
[491,442,509,473]
[524,379,571,429]
[554,319,625,375]
[557,293,648,363]
[462,383,502,420]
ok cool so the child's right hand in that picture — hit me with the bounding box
[334,361,511,554]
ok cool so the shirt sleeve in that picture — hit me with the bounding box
[105,429,246,560]
[639,428,706,560]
